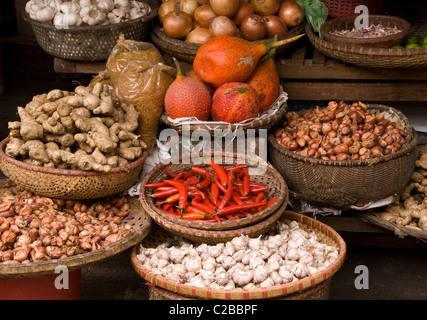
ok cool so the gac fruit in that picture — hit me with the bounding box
[211,82,260,123]
[164,58,212,121]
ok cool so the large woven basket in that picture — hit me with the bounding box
[131,210,347,300]
[320,15,411,48]
[0,137,148,200]
[160,88,288,135]
[321,0,386,18]
[22,0,159,61]
[151,22,306,63]
[139,151,288,232]
[306,23,427,68]
[268,104,418,209]
[0,179,152,278]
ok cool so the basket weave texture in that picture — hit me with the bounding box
[22,0,159,61]
[131,210,347,300]
[0,181,153,278]
[307,23,427,68]
[321,0,385,18]
[139,152,288,232]
[151,22,306,63]
[0,137,148,200]
[268,104,418,209]
[320,15,411,49]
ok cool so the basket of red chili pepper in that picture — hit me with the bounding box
[139,152,288,239]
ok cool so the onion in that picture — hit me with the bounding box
[196,0,209,4]
[185,27,213,44]
[194,4,217,28]
[250,0,280,16]
[231,2,254,27]
[209,0,240,17]
[158,0,179,24]
[163,10,193,39]
[178,0,200,17]
[263,15,288,38]
[240,14,267,41]
[277,0,304,28]
[209,15,238,37]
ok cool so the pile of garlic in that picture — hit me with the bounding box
[25,0,151,28]
[136,221,340,290]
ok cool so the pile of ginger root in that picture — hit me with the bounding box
[5,79,146,172]
[377,144,427,231]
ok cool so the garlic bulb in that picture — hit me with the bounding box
[129,0,150,19]
[232,269,253,287]
[80,5,107,25]
[36,4,56,22]
[96,0,115,13]
[253,265,268,283]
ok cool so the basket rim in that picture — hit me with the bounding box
[320,15,411,47]
[139,151,288,230]
[307,22,427,56]
[21,0,159,33]
[267,104,418,167]
[130,210,347,300]
[0,137,149,177]
[0,193,153,278]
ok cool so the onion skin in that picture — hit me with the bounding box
[158,0,178,24]
[277,0,304,28]
[185,27,213,44]
[240,14,267,41]
[209,0,240,17]
[231,2,254,27]
[194,4,217,28]
[209,15,238,37]
[250,0,280,16]
[163,10,193,39]
[263,15,288,38]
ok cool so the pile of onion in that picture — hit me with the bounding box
[274,101,408,161]
[158,0,304,43]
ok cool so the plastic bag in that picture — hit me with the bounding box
[106,35,165,87]
[297,0,328,36]
[115,59,176,152]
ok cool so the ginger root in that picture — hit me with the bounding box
[6,78,146,172]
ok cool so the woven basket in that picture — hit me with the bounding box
[0,179,153,278]
[139,151,288,232]
[307,23,427,68]
[0,137,148,200]
[130,210,347,300]
[320,15,411,48]
[22,0,159,61]
[160,88,288,135]
[151,22,306,63]
[321,0,385,18]
[268,104,418,209]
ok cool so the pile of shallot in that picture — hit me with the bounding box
[274,100,408,161]
[0,187,134,264]
[137,220,339,289]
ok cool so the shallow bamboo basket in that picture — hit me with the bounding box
[131,210,346,300]
[0,137,148,200]
[0,179,152,278]
[268,104,418,209]
[139,151,288,232]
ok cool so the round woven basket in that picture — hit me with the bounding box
[321,0,386,19]
[268,104,418,209]
[151,22,306,63]
[160,88,288,135]
[320,15,411,48]
[0,137,148,200]
[139,151,288,232]
[22,0,159,61]
[306,23,427,68]
[130,210,347,300]
[0,179,153,278]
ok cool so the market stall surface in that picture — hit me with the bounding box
[0,38,426,301]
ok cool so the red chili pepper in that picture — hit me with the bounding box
[157,193,180,205]
[231,192,245,205]
[255,192,265,203]
[242,168,250,196]
[218,171,234,209]
[208,159,228,187]
[173,171,184,181]
[150,188,179,199]
[191,200,217,215]
[184,175,200,186]
[225,164,247,172]
[164,180,188,215]
[187,186,205,199]
[192,167,212,190]
[250,186,269,194]
[266,197,278,208]
[143,182,169,188]
[214,176,228,194]
[164,167,177,178]
[210,183,219,206]
[218,201,266,216]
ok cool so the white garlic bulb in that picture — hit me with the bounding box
[221,255,237,269]
[248,236,263,250]
[223,242,236,256]
[231,235,248,251]
[169,247,186,264]
[253,265,268,283]
[260,277,275,288]
[208,243,224,258]
[270,270,283,285]
[232,269,253,287]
